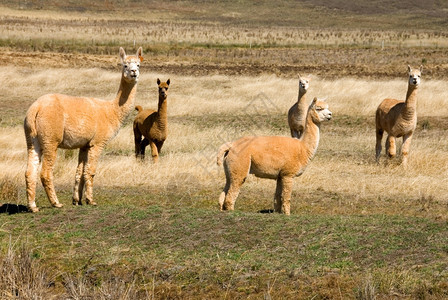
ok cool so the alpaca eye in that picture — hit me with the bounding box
[124,65,128,69]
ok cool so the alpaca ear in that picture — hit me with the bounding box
[407,65,412,73]
[119,47,126,63]
[311,97,318,106]
[166,79,170,86]
[419,65,423,73]
[157,78,161,85]
[136,47,143,62]
[298,73,302,79]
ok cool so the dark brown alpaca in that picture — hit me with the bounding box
[133,78,170,162]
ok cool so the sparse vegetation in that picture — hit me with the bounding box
[0,1,448,298]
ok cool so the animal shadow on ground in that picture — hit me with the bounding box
[258,209,274,214]
[0,203,29,214]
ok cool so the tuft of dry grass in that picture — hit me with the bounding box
[0,243,55,299]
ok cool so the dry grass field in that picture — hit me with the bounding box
[0,1,448,299]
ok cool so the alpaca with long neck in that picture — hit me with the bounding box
[375,65,422,166]
[133,78,170,162]
[217,98,332,215]
[24,47,143,212]
[288,75,310,138]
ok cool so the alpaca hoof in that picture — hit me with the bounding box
[28,206,39,213]
[52,203,63,208]
[72,199,82,206]
[86,200,97,206]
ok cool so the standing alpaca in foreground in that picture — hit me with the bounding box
[133,78,170,162]
[375,65,422,166]
[217,98,332,215]
[24,47,143,212]
[288,75,310,138]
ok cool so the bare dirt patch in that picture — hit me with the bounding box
[3,48,448,79]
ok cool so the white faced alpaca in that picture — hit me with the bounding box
[288,74,311,139]
[24,47,143,212]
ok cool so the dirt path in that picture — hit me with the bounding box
[2,48,448,78]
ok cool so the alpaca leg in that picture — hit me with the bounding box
[83,147,102,206]
[280,177,293,215]
[140,138,150,160]
[156,140,164,154]
[375,129,383,163]
[219,182,230,211]
[25,139,42,212]
[386,135,396,159]
[222,181,243,211]
[291,129,299,139]
[72,148,87,205]
[149,140,159,163]
[133,128,142,158]
[219,154,232,210]
[401,133,413,166]
[40,147,63,208]
[222,156,250,211]
[274,177,283,213]
[222,160,246,211]
[296,124,305,139]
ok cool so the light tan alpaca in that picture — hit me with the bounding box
[217,98,332,215]
[288,74,310,138]
[133,78,170,162]
[375,65,422,166]
[24,47,143,212]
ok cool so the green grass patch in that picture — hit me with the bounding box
[0,189,447,297]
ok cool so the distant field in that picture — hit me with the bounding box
[1,1,448,299]
[1,0,448,30]
[2,3,448,78]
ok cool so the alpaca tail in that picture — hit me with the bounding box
[216,142,232,166]
[24,103,39,138]
[135,105,143,112]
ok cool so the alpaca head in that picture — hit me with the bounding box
[407,65,422,88]
[309,97,332,123]
[120,47,143,83]
[157,78,170,100]
[298,74,310,93]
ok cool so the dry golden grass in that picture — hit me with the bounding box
[1,65,448,217]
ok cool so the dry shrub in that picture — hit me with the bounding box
[0,244,55,300]
[356,274,377,300]
[64,273,142,300]
[0,178,19,203]
[356,270,448,299]
[0,243,148,299]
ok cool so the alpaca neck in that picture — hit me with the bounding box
[403,85,418,118]
[156,96,168,130]
[114,77,138,124]
[296,90,308,111]
[300,114,320,164]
